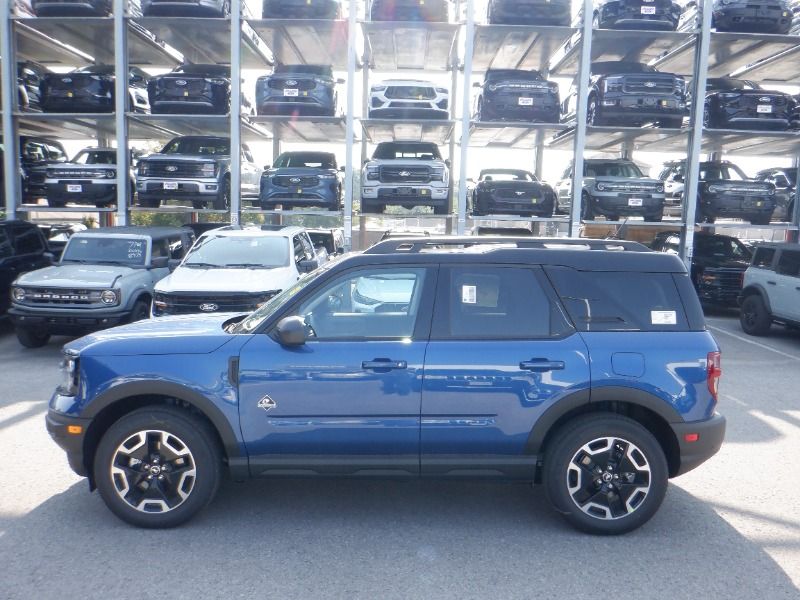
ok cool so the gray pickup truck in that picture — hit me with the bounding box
[135,136,262,210]
[8,226,192,347]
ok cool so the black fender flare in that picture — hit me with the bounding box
[741,284,773,314]
[84,380,242,460]
[525,386,684,455]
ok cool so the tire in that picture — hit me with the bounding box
[16,327,51,348]
[192,200,206,210]
[606,214,620,222]
[129,299,150,323]
[587,96,600,126]
[592,13,601,28]
[702,104,712,129]
[740,294,772,336]
[543,414,668,535]
[47,199,67,208]
[138,197,161,209]
[659,117,683,129]
[433,204,449,215]
[476,97,484,121]
[749,213,771,226]
[581,192,593,221]
[361,200,384,214]
[214,178,231,211]
[220,0,230,17]
[94,407,222,528]
[645,210,664,222]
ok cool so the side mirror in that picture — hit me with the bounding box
[472,82,481,88]
[168,258,181,271]
[298,258,318,273]
[264,164,271,170]
[445,159,451,168]
[336,78,345,84]
[275,315,307,346]
[338,165,346,172]
[150,256,169,269]
[43,252,55,264]
[674,175,684,182]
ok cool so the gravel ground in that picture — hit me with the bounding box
[0,312,798,599]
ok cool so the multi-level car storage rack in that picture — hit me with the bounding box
[2,0,800,259]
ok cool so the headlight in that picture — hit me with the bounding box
[89,75,104,81]
[768,188,775,196]
[549,84,559,95]
[201,163,216,176]
[138,163,149,176]
[656,184,665,192]
[708,184,722,193]
[12,287,26,302]
[366,167,380,181]
[205,78,229,85]
[46,169,55,178]
[313,76,332,85]
[487,83,498,92]
[58,352,79,396]
[596,182,606,191]
[104,169,116,178]
[435,87,448,93]
[100,289,119,305]
[603,77,624,93]
[431,168,446,182]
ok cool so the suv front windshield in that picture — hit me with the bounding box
[160,138,230,155]
[183,235,290,268]
[694,236,752,260]
[233,260,338,333]
[273,152,336,169]
[700,163,746,181]
[274,65,333,77]
[479,169,536,182]
[62,236,147,266]
[72,150,115,165]
[373,143,442,160]
[584,162,644,178]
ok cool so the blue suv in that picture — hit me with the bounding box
[46,237,725,534]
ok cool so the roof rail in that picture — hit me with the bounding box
[363,236,651,254]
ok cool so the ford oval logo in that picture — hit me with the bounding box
[515,191,525,196]
[399,171,411,177]
[289,177,301,183]
[166,165,178,172]
[644,82,657,88]
[199,303,218,312]
[175,79,187,86]
[759,96,771,102]
[62,77,72,83]
[285,80,298,86]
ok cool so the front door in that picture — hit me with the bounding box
[421,265,590,478]
[238,265,436,477]
[772,249,800,321]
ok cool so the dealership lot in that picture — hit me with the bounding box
[0,312,798,599]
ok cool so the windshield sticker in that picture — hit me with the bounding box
[651,310,677,325]
[127,241,144,260]
[462,285,477,304]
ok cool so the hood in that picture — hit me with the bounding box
[479,180,547,189]
[584,176,661,186]
[65,313,238,357]
[156,264,298,294]
[707,88,793,99]
[693,255,750,270]
[141,153,229,162]
[15,263,132,288]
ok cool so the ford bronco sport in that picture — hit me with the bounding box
[46,236,725,534]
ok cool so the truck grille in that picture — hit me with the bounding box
[144,162,208,177]
[161,292,265,314]
[385,86,436,99]
[25,288,99,306]
[273,175,320,187]
[267,78,316,91]
[379,166,431,183]
[623,77,676,94]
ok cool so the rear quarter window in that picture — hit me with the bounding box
[752,247,776,269]
[544,267,691,332]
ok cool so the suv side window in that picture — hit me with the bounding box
[752,247,776,269]
[0,227,13,259]
[45,143,67,162]
[168,236,184,259]
[293,234,312,265]
[294,268,427,340]
[776,250,800,277]
[12,225,45,255]
[432,266,570,339]
[151,239,169,259]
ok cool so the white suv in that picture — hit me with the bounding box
[368,79,449,120]
[152,225,322,316]
[739,243,800,336]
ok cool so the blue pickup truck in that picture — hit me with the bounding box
[46,236,725,534]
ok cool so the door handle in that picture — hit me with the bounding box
[362,359,407,370]
[767,281,777,285]
[520,359,565,372]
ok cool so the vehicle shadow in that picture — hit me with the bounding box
[1,479,797,599]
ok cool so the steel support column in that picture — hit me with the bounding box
[791,158,800,243]
[569,0,594,236]
[456,0,475,235]
[113,0,128,226]
[2,2,18,218]
[342,0,358,249]
[681,0,713,266]
[230,1,242,226]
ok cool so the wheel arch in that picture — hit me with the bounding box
[81,381,244,488]
[528,387,683,479]
[740,284,772,314]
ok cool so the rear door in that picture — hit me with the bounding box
[420,265,590,478]
[772,249,800,321]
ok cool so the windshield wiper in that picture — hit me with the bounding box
[225,263,272,269]
[183,262,220,268]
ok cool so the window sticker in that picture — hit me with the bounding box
[462,285,477,304]
[127,240,144,260]
[651,310,677,325]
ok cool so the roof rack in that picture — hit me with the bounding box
[363,236,651,255]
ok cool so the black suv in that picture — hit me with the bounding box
[40,65,150,114]
[563,62,687,129]
[660,160,776,224]
[713,0,792,33]
[651,231,752,307]
[754,167,796,221]
[474,69,560,123]
[31,0,111,15]
[590,0,682,30]
[0,220,53,317]
[260,151,343,211]
[470,169,556,217]
[17,61,48,112]
[486,0,570,25]
[703,78,795,131]
[19,136,69,203]
[263,0,341,18]
[148,64,234,115]
[368,0,449,21]
[255,64,341,116]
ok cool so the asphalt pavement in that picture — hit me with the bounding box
[0,312,798,599]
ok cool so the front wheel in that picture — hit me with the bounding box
[214,178,231,211]
[749,213,771,226]
[740,294,772,336]
[129,299,151,323]
[543,414,668,535]
[94,407,222,528]
[16,327,51,348]
[581,192,594,221]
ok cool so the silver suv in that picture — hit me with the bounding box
[8,227,192,347]
[739,243,800,336]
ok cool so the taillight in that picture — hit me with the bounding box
[707,351,722,402]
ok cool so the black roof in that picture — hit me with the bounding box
[73,226,189,240]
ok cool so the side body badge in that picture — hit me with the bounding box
[258,395,276,411]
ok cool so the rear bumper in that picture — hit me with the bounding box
[46,408,91,477]
[671,412,726,476]
[714,7,792,33]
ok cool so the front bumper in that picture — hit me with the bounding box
[587,191,665,216]
[40,95,114,113]
[370,0,448,21]
[9,305,133,335]
[596,96,686,124]
[362,185,449,206]
[46,408,91,477]
[33,1,110,16]
[474,192,554,217]
[143,0,225,15]
[714,6,792,33]
[46,181,117,205]
[700,194,775,218]
[261,187,339,209]
[480,94,560,123]
[137,178,220,200]
[601,9,679,30]
[671,412,726,476]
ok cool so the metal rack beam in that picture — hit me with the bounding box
[361,119,454,144]
[250,116,346,143]
[548,125,689,153]
[247,19,350,68]
[471,25,576,74]
[362,21,459,71]
[469,122,567,148]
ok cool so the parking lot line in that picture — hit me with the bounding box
[706,324,800,362]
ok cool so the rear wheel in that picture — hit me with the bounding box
[47,199,66,208]
[16,327,50,348]
[659,117,683,129]
[433,203,449,215]
[94,407,222,528]
[587,96,600,126]
[213,178,231,211]
[645,210,664,222]
[606,213,620,222]
[749,213,771,225]
[581,192,594,221]
[740,294,772,336]
[544,414,668,535]
[138,197,161,209]
[192,200,206,210]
